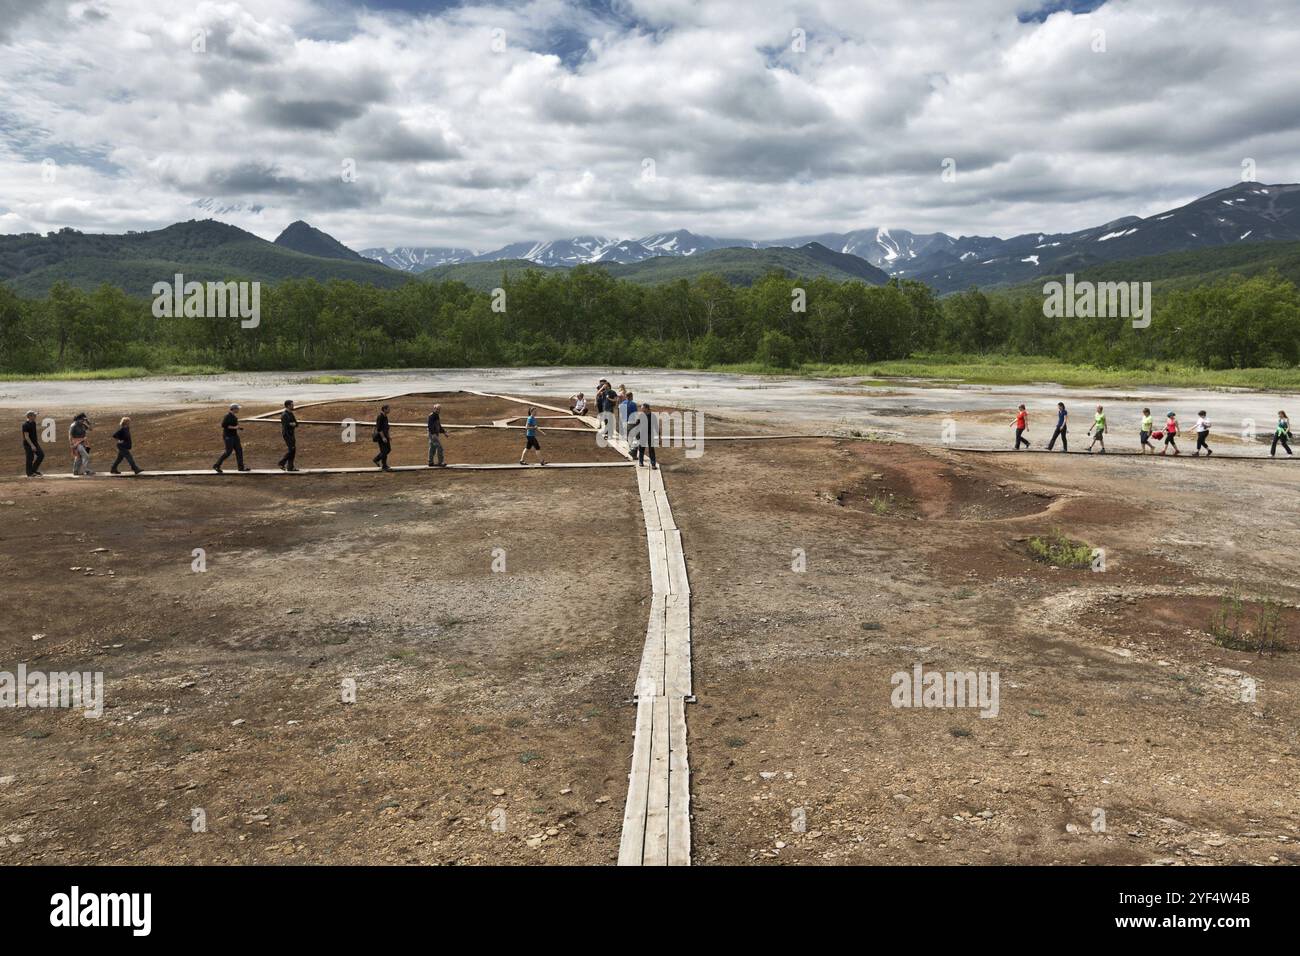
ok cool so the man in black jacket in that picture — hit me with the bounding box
[372,405,392,471]
[22,411,44,477]
[427,403,448,467]
[110,416,142,474]
[278,400,299,471]
[214,403,249,473]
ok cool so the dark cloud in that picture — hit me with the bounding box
[250,96,370,131]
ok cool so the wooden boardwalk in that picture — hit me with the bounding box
[39,461,631,479]
[615,445,693,866]
[34,385,699,864]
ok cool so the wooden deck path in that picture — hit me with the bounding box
[38,385,699,864]
[39,461,632,478]
[616,444,693,866]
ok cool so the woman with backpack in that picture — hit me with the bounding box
[1192,410,1213,457]
[1271,411,1292,457]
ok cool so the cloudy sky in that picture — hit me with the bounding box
[1,0,1297,252]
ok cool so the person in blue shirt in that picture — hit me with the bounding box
[1046,402,1068,453]
[519,407,546,466]
[619,391,638,441]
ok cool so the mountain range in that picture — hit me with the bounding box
[360,181,1300,293]
[412,241,891,292]
[4,182,1299,298]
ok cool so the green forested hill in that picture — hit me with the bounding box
[606,242,889,286]
[417,242,888,291]
[1005,240,1300,297]
[0,220,409,296]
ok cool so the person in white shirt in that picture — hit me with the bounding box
[1193,410,1213,457]
[570,393,587,415]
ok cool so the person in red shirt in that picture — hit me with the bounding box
[1161,411,1180,456]
[1012,404,1030,450]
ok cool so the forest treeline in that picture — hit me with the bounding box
[1,265,1297,373]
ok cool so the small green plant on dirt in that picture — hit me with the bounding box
[1209,590,1289,655]
[1026,531,1093,569]
[870,494,893,515]
[296,374,360,385]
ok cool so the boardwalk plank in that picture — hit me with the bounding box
[642,697,671,865]
[617,697,655,866]
[667,696,691,866]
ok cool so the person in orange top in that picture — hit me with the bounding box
[1012,404,1030,450]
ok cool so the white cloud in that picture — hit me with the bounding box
[0,0,1296,250]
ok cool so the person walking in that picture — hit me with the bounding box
[1012,404,1030,450]
[427,403,448,467]
[21,411,44,477]
[1271,411,1292,457]
[1192,410,1213,457]
[372,404,393,471]
[109,416,142,474]
[1087,405,1106,453]
[620,391,638,442]
[601,381,618,438]
[634,403,658,468]
[1161,411,1180,455]
[1139,408,1155,454]
[69,412,93,475]
[1046,402,1068,452]
[213,403,248,473]
[278,400,299,472]
[519,407,546,466]
[594,380,611,437]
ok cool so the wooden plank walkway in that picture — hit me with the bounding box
[34,384,700,865]
[618,451,693,866]
[37,461,632,479]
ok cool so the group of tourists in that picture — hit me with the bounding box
[579,378,658,468]
[21,410,141,477]
[1015,404,1293,457]
[215,399,535,472]
[17,394,607,475]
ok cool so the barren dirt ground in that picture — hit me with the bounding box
[672,432,1300,864]
[2,390,1297,865]
[1,394,642,863]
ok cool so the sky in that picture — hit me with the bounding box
[1,0,1297,252]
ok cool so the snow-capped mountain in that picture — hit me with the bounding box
[757,228,965,270]
[192,197,265,216]
[360,246,479,271]
[895,181,1300,292]
[467,235,620,266]
[358,182,1300,290]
